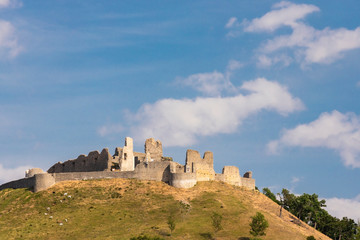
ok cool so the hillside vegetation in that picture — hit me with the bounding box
[0,179,331,240]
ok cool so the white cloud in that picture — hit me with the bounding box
[268,111,360,168]
[97,123,123,137]
[0,0,22,8]
[130,78,304,146]
[179,71,233,97]
[177,60,242,97]
[325,195,360,221]
[291,176,300,184]
[0,20,22,58]
[263,23,360,64]
[0,164,33,184]
[225,17,238,29]
[257,54,292,68]
[244,1,319,32]
[304,27,360,63]
[226,59,243,71]
[237,1,360,65]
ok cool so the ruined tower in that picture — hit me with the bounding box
[119,137,135,171]
[144,138,163,162]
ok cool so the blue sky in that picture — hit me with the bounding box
[1,0,360,220]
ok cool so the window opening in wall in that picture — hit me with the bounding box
[124,153,127,160]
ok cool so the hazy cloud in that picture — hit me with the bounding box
[130,78,304,146]
[268,111,360,168]
[0,0,22,8]
[97,123,123,137]
[0,20,22,58]
[325,195,360,221]
[225,17,239,29]
[257,54,292,68]
[177,60,242,97]
[0,164,32,184]
[291,176,300,184]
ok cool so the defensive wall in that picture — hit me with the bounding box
[0,137,255,192]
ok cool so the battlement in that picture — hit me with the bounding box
[0,137,255,192]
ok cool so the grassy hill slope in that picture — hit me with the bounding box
[0,179,331,240]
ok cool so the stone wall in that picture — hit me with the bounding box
[240,177,255,190]
[145,138,163,161]
[0,177,35,191]
[222,166,241,186]
[47,148,112,173]
[215,166,255,190]
[170,172,197,188]
[0,136,256,192]
[185,150,215,181]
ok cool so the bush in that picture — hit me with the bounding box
[211,212,223,233]
[250,212,269,237]
[167,214,176,234]
[307,236,316,240]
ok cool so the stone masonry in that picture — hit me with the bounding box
[0,137,255,192]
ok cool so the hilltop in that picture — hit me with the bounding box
[0,179,331,240]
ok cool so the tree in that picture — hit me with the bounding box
[211,212,223,233]
[262,188,280,204]
[250,212,269,238]
[306,236,316,240]
[167,214,176,235]
[354,221,360,240]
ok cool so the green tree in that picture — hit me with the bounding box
[249,212,269,238]
[167,214,176,235]
[306,236,316,240]
[280,189,358,240]
[211,212,223,233]
[262,188,279,204]
[355,221,360,240]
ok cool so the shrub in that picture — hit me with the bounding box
[211,212,223,233]
[249,212,269,237]
[307,236,316,240]
[167,214,176,234]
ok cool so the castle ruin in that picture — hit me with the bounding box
[0,137,255,192]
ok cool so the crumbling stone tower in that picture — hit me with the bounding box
[119,137,135,171]
[185,149,215,181]
[145,138,163,161]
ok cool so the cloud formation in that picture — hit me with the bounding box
[177,60,242,96]
[243,1,319,32]
[0,19,22,58]
[129,78,304,146]
[325,195,360,221]
[0,164,32,184]
[0,0,21,8]
[268,111,360,168]
[227,1,360,66]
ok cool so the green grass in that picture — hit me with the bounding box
[0,179,330,240]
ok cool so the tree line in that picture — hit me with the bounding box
[262,187,360,240]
